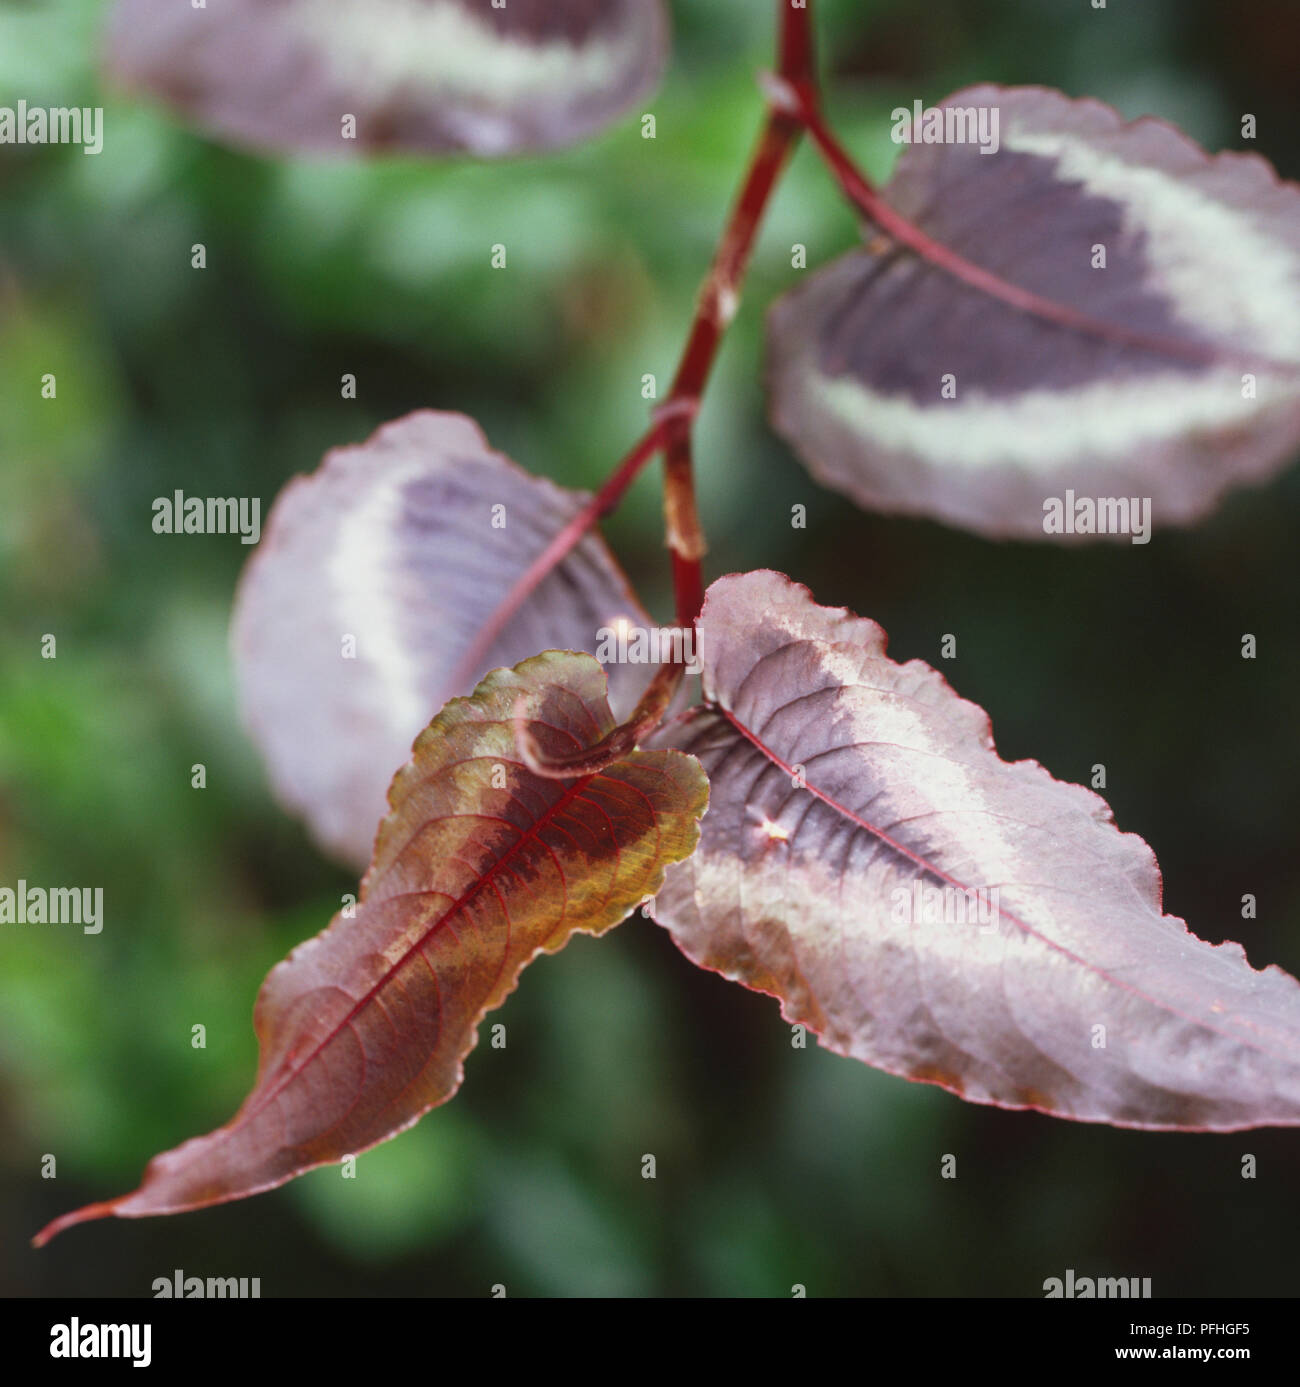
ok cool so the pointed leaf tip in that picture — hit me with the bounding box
[37,651,707,1243]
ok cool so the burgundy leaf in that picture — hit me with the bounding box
[768,86,1300,540]
[34,651,708,1244]
[232,410,649,868]
[652,570,1300,1129]
[106,0,669,157]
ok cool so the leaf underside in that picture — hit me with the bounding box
[106,0,670,156]
[768,85,1300,539]
[652,570,1300,1130]
[34,652,707,1245]
[232,410,649,869]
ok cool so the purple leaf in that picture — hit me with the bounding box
[232,410,648,868]
[35,651,708,1245]
[106,0,670,157]
[768,86,1300,540]
[652,570,1300,1129]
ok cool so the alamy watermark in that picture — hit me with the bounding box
[152,491,261,545]
[1,101,103,155]
[891,881,1000,932]
[891,99,1000,155]
[1043,491,1152,544]
[1044,1269,1152,1298]
[153,1269,261,1298]
[595,622,701,674]
[50,1320,149,1367]
[1,880,102,934]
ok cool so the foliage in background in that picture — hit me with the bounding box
[3,0,1300,1293]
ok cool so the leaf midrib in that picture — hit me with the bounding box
[715,699,1291,1066]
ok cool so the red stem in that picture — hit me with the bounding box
[658,3,816,628]
[666,112,802,409]
[457,1,816,695]
[659,109,802,624]
[780,0,817,86]
[670,545,706,633]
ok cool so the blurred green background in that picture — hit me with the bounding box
[4,0,1299,1297]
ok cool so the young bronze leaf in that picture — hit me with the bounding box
[651,570,1300,1130]
[106,0,669,157]
[768,85,1300,540]
[34,652,707,1245]
[232,410,649,869]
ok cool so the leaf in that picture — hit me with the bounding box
[232,410,649,868]
[105,0,669,157]
[651,570,1300,1130]
[34,652,708,1244]
[768,85,1300,540]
